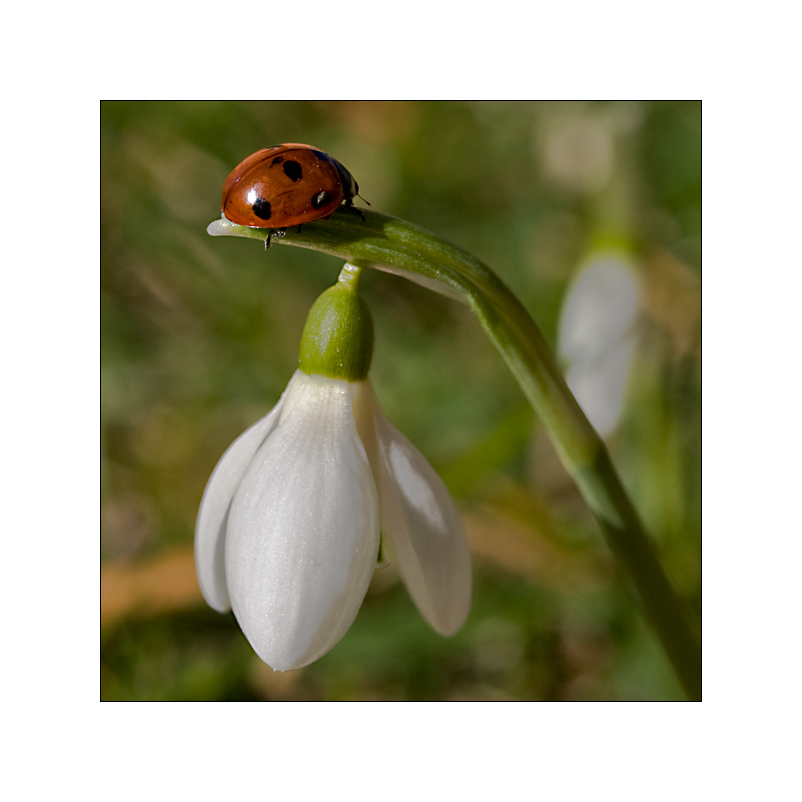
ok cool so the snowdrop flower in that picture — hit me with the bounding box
[195,263,472,671]
[557,250,641,437]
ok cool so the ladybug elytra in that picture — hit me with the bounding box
[221,144,363,244]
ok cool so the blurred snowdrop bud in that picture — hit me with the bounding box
[558,252,641,437]
[195,264,471,671]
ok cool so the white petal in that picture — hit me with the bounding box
[558,253,640,363]
[225,372,380,671]
[194,374,296,612]
[352,383,471,636]
[566,337,635,437]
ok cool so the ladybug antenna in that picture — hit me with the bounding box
[357,192,371,206]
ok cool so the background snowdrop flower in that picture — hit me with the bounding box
[557,250,641,437]
[195,263,471,671]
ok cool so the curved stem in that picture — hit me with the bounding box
[208,209,702,700]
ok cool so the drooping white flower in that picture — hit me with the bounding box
[557,250,641,437]
[195,264,472,671]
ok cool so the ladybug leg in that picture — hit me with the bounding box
[343,197,366,223]
[296,225,303,234]
[265,229,286,249]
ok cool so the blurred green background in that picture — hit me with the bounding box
[100,100,701,701]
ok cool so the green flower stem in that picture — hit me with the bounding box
[208,209,702,700]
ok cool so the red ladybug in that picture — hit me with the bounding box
[221,144,362,244]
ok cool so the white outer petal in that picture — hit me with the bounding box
[194,374,296,612]
[558,253,641,437]
[352,383,471,636]
[225,372,380,672]
[566,337,635,437]
[558,253,640,363]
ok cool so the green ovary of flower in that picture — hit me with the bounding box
[298,265,374,381]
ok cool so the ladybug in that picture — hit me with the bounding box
[221,144,363,245]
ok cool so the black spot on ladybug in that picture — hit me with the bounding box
[312,190,334,209]
[283,160,303,182]
[270,156,283,166]
[252,198,272,220]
